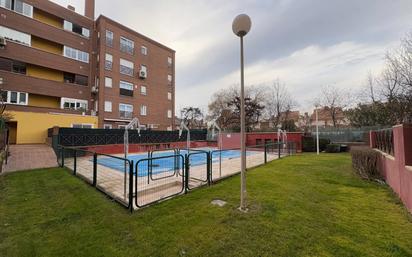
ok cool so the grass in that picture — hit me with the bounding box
[1,153,412,257]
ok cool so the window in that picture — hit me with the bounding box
[63,46,89,63]
[167,109,172,118]
[168,57,172,66]
[118,125,126,129]
[0,25,31,46]
[120,36,134,55]
[63,20,89,38]
[105,53,113,70]
[141,46,147,55]
[1,0,33,18]
[105,77,112,88]
[103,124,112,129]
[168,74,172,83]
[1,90,28,105]
[61,98,88,111]
[63,72,88,86]
[167,92,172,100]
[119,103,133,119]
[12,61,26,74]
[167,126,172,131]
[119,80,133,96]
[140,85,147,95]
[63,72,75,83]
[140,105,147,116]
[105,30,113,47]
[72,124,93,128]
[120,58,134,76]
[104,101,112,112]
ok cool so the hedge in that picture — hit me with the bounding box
[351,148,381,180]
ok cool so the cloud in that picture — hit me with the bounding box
[51,0,412,114]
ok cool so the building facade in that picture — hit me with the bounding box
[0,0,175,144]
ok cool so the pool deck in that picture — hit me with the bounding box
[63,150,282,209]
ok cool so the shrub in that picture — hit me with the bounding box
[351,148,380,180]
[325,144,341,153]
[302,137,330,152]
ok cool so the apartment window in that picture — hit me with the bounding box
[72,124,93,128]
[141,46,147,55]
[105,77,112,88]
[105,30,113,47]
[120,36,134,55]
[167,92,172,100]
[0,0,33,18]
[63,46,89,63]
[63,20,90,38]
[119,103,133,119]
[120,58,134,76]
[103,124,112,129]
[12,61,26,74]
[61,98,88,111]
[105,53,113,70]
[0,25,31,46]
[140,105,147,116]
[140,85,147,95]
[168,74,172,83]
[63,72,88,86]
[119,80,133,97]
[167,109,172,118]
[118,125,126,129]
[168,57,172,66]
[104,101,112,112]
[1,90,27,105]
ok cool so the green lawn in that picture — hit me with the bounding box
[1,153,412,257]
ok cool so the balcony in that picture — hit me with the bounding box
[5,103,93,116]
[0,41,89,76]
[119,111,133,119]
[0,70,90,99]
[0,7,90,52]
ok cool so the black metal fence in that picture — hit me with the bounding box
[58,142,295,212]
[371,128,394,155]
[53,128,208,146]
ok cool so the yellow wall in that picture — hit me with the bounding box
[6,111,98,144]
[28,94,60,108]
[27,64,63,82]
[31,36,63,55]
[33,9,63,28]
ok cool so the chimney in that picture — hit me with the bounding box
[67,5,75,11]
[84,0,95,20]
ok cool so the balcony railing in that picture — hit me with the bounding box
[119,111,133,119]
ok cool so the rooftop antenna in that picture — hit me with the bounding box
[123,117,141,200]
[179,121,190,153]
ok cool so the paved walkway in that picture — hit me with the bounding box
[2,144,58,173]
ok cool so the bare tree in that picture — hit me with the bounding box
[316,85,350,127]
[264,79,297,128]
[180,107,204,129]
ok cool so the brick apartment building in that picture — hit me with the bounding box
[0,0,175,144]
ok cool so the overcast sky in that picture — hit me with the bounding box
[52,0,412,114]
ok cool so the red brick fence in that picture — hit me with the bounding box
[370,124,412,213]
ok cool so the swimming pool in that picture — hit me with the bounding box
[96,149,260,177]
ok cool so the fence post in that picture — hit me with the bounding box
[207,152,211,186]
[61,147,65,167]
[73,149,77,175]
[184,154,189,193]
[264,144,267,163]
[278,142,281,159]
[93,153,97,186]
[129,160,134,213]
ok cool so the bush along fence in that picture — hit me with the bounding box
[57,142,296,212]
[369,124,412,213]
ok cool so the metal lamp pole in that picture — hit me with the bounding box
[316,106,320,155]
[232,14,252,211]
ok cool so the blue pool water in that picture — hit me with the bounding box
[96,148,260,177]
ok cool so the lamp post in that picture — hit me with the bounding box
[232,14,252,211]
[315,105,320,155]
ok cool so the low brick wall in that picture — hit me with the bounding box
[370,124,412,213]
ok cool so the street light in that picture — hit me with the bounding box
[315,105,320,155]
[232,14,251,212]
